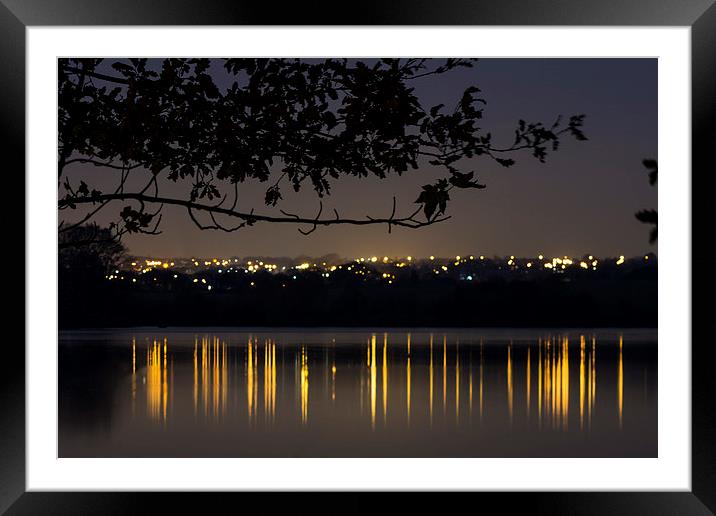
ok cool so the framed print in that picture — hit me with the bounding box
[2,0,714,513]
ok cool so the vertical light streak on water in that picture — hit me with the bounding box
[554,340,562,426]
[526,346,531,421]
[443,335,447,417]
[429,334,434,427]
[383,334,388,424]
[479,340,484,423]
[469,367,473,424]
[170,355,174,419]
[203,337,209,418]
[592,337,597,414]
[562,337,569,431]
[618,335,623,429]
[331,358,336,403]
[360,340,366,416]
[300,346,309,426]
[507,343,513,427]
[406,333,411,425]
[131,338,136,417]
[547,338,553,427]
[551,338,557,429]
[193,339,198,418]
[162,338,168,425]
[264,340,269,421]
[253,341,258,421]
[221,341,227,418]
[406,343,411,427]
[212,337,219,420]
[272,342,277,421]
[370,335,376,430]
[247,338,254,425]
[147,340,162,422]
[455,343,460,424]
[538,339,542,428]
[580,335,585,430]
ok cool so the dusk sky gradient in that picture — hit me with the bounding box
[65,58,657,259]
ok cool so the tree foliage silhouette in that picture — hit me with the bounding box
[58,58,587,243]
[635,159,657,244]
[59,225,127,274]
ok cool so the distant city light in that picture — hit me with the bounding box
[115,252,649,291]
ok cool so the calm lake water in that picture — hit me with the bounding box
[59,328,657,457]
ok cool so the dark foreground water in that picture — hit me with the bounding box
[59,328,657,457]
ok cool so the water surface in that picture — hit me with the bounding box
[59,328,657,457]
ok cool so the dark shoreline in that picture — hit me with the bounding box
[59,323,659,331]
[60,273,657,330]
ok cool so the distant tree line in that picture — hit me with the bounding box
[59,253,656,330]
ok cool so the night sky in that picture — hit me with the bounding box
[65,58,657,259]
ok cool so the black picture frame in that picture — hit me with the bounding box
[1,1,713,513]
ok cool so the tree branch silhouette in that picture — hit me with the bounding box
[635,159,657,244]
[58,192,450,232]
[58,58,586,246]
